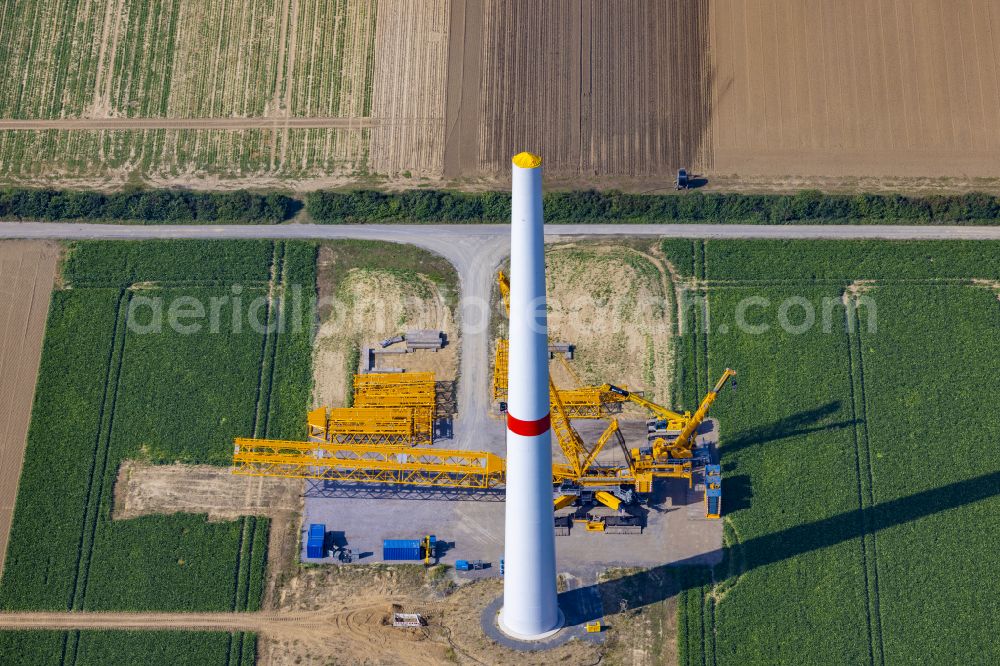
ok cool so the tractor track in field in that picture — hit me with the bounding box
[0,117,418,130]
[845,291,886,666]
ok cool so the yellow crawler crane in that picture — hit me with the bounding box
[603,384,690,433]
[232,375,730,515]
[496,269,666,491]
[669,368,736,457]
[620,368,737,462]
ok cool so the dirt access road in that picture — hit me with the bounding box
[0,610,320,633]
[0,241,58,578]
[0,607,449,665]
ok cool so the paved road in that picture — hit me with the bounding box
[5,222,996,448]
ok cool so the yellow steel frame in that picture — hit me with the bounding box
[233,438,505,489]
[579,418,625,473]
[548,376,589,477]
[498,270,511,312]
[326,407,414,445]
[354,371,435,390]
[555,353,583,388]
[492,339,509,401]
[632,458,695,492]
[308,406,329,442]
[352,373,436,445]
[557,387,629,419]
[610,386,689,431]
[232,436,689,495]
[493,339,627,418]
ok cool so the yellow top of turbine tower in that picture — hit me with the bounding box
[512,152,542,168]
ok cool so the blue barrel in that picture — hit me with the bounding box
[383,539,422,560]
[306,524,325,558]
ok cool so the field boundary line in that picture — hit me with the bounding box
[260,243,287,438]
[250,241,285,437]
[701,240,711,394]
[79,290,132,611]
[232,517,252,613]
[701,277,993,287]
[67,290,128,612]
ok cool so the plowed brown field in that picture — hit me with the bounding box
[3,1,1000,187]
[710,0,1000,178]
[0,242,58,577]
[475,0,711,178]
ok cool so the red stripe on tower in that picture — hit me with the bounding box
[506,412,551,437]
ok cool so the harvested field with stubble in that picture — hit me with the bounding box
[0,0,378,184]
[0,242,59,578]
[5,1,1000,188]
[368,0,449,176]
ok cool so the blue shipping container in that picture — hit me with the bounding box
[306,524,326,558]
[383,539,422,561]
[455,559,470,571]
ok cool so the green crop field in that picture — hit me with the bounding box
[0,240,316,664]
[662,240,1000,665]
[0,630,255,666]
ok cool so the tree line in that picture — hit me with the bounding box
[305,189,1000,224]
[0,188,299,223]
[3,186,1000,224]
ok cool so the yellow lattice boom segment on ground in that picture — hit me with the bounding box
[351,373,436,445]
[233,438,505,489]
[354,371,435,392]
[234,438,640,491]
[492,339,509,401]
[325,407,414,444]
